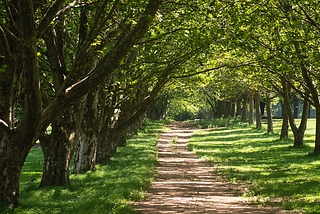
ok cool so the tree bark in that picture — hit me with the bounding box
[249,92,254,124]
[293,95,299,118]
[266,92,273,133]
[280,99,289,140]
[236,96,242,118]
[255,91,262,129]
[242,93,248,120]
[226,101,231,117]
[282,78,309,147]
[72,90,99,173]
[96,125,112,163]
[39,122,72,187]
[299,61,320,154]
[315,110,320,154]
[0,131,35,208]
[230,102,236,117]
[147,95,168,120]
[39,97,86,187]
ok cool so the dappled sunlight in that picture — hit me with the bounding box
[187,120,320,213]
[135,122,284,213]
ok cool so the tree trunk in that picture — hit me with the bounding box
[72,132,98,173]
[282,79,309,147]
[299,63,320,154]
[315,110,320,154]
[260,100,265,116]
[96,126,112,163]
[72,91,99,173]
[0,0,42,207]
[266,92,273,133]
[39,127,72,187]
[0,131,35,208]
[147,96,168,120]
[255,91,262,129]
[236,96,242,117]
[249,92,254,124]
[38,98,86,187]
[295,97,309,147]
[226,101,231,117]
[280,101,289,140]
[293,95,299,118]
[230,102,236,117]
[242,93,248,120]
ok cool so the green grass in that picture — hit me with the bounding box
[188,118,320,214]
[2,120,169,214]
[194,117,249,128]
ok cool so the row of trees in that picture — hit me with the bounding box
[197,0,320,153]
[1,0,320,209]
[0,0,223,207]
[150,0,320,154]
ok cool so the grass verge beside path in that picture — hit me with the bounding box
[4,120,169,214]
[189,119,320,214]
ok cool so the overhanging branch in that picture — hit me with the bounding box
[171,60,261,79]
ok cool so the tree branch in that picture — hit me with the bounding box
[0,25,13,62]
[36,0,68,38]
[39,0,162,132]
[296,3,320,32]
[0,20,21,44]
[171,60,261,79]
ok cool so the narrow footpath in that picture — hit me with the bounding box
[135,121,291,214]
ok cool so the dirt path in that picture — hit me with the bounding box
[134,121,292,214]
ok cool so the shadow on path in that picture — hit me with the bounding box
[134,122,293,214]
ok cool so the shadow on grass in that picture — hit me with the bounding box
[188,120,320,213]
[2,121,167,214]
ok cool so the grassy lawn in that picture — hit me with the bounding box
[189,118,320,214]
[2,121,169,214]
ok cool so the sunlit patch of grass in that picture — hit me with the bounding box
[2,120,167,214]
[194,117,249,128]
[188,119,320,213]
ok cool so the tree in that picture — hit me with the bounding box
[266,91,274,133]
[0,0,162,207]
[219,0,320,152]
[255,90,262,129]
